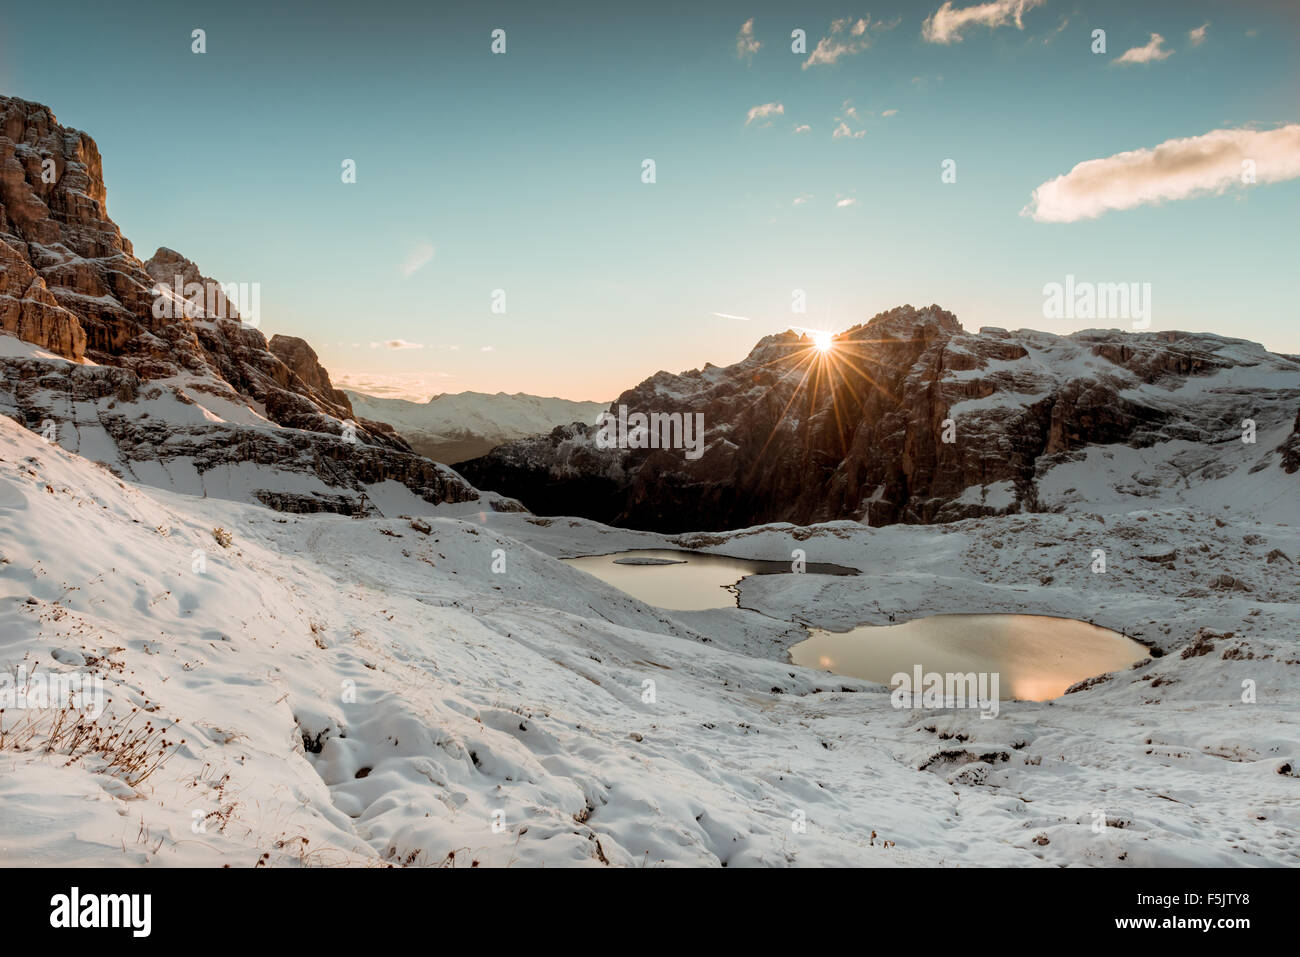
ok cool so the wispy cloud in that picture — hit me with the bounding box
[1114,33,1173,64]
[922,0,1045,45]
[1022,124,1300,223]
[713,312,752,321]
[335,372,454,403]
[792,193,813,205]
[746,102,784,126]
[1189,22,1209,46]
[803,15,896,69]
[836,193,858,207]
[881,108,899,117]
[832,101,868,139]
[792,123,811,134]
[736,18,761,61]
[1042,15,1069,44]
[400,241,435,277]
[370,339,425,350]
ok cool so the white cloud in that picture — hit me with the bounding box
[836,194,858,207]
[793,193,813,205]
[881,108,899,117]
[746,102,784,126]
[1189,22,1209,46]
[737,18,761,61]
[803,15,896,69]
[792,123,811,134]
[370,339,425,350]
[480,345,494,352]
[922,0,1045,44]
[400,241,435,277]
[1114,33,1173,64]
[1021,124,1300,223]
[832,101,869,138]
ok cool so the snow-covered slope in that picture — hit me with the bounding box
[3,415,1297,867]
[0,335,491,517]
[344,390,606,463]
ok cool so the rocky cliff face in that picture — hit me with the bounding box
[459,305,1300,532]
[0,96,478,514]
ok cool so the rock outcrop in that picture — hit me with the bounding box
[459,305,1300,532]
[1279,407,1300,474]
[0,95,478,514]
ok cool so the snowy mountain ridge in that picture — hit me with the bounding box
[344,389,607,464]
[460,306,1300,532]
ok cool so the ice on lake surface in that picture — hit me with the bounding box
[562,549,855,611]
[565,555,1146,700]
[791,614,1150,701]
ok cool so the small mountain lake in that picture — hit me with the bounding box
[791,614,1150,701]
[561,549,857,611]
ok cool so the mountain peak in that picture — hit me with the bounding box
[0,96,481,515]
[861,303,963,336]
[460,307,1299,532]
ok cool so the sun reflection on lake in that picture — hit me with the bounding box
[791,614,1148,701]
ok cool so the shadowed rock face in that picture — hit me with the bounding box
[459,306,1300,533]
[0,96,477,513]
[1281,408,1300,474]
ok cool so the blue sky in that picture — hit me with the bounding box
[3,0,1297,399]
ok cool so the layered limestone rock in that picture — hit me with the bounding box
[0,239,86,359]
[0,95,478,513]
[459,305,1300,532]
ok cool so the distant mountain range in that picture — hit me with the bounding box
[459,305,1300,532]
[345,390,606,464]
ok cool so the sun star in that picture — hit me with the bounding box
[813,330,833,353]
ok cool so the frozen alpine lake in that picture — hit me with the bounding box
[562,548,855,610]
[792,614,1150,700]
